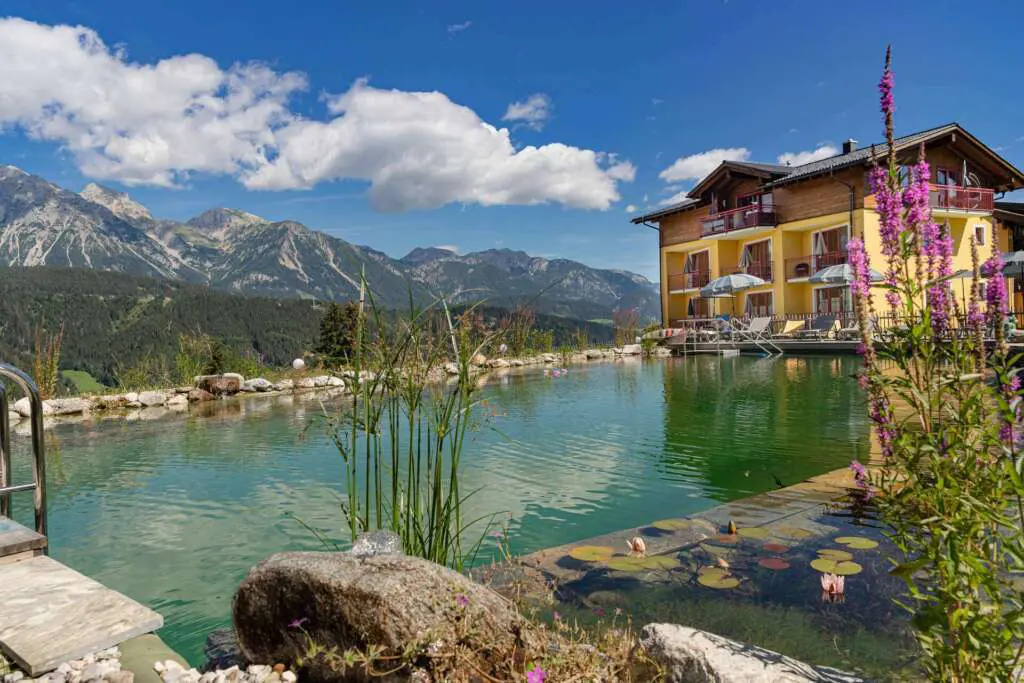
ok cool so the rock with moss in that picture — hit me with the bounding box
[232,552,540,682]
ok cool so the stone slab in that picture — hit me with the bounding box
[0,516,47,558]
[0,555,163,675]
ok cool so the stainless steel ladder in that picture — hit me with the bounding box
[0,363,47,542]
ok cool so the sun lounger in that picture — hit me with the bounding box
[796,315,838,340]
[735,316,773,341]
[774,319,806,338]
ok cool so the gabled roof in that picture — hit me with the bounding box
[631,122,1024,225]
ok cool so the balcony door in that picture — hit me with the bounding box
[684,250,710,290]
[814,285,852,316]
[740,240,772,281]
[812,226,849,271]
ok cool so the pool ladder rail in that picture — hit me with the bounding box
[0,362,48,561]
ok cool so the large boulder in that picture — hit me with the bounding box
[615,344,642,356]
[241,378,274,393]
[233,551,538,682]
[14,396,92,417]
[471,354,488,367]
[487,358,510,369]
[97,394,130,410]
[13,397,31,418]
[187,388,215,403]
[138,391,166,407]
[166,394,189,410]
[195,374,242,396]
[584,349,603,360]
[637,624,865,683]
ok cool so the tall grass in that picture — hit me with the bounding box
[328,280,499,570]
[33,322,64,400]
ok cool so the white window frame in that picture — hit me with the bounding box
[744,290,775,318]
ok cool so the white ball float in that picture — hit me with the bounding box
[292,358,306,371]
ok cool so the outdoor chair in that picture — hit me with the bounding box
[838,319,862,340]
[774,319,806,338]
[735,316,773,342]
[796,315,838,340]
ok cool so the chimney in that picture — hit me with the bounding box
[842,138,858,154]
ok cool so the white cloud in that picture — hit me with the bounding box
[501,93,552,131]
[435,244,459,254]
[776,144,839,167]
[651,98,664,105]
[249,80,633,211]
[659,147,750,183]
[447,20,472,34]
[0,19,633,211]
[0,17,305,187]
[659,190,691,206]
[624,204,638,213]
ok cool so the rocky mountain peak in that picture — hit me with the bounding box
[186,208,266,240]
[80,183,152,222]
[400,246,457,266]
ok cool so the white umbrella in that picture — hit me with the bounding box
[808,263,884,285]
[700,273,766,297]
[1001,251,1024,278]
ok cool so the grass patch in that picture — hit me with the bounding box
[61,369,106,394]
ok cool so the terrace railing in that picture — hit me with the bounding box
[929,184,993,212]
[723,261,773,282]
[701,203,777,237]
[0,363,47,539]
[667,270,711,291]
[784,250,849,279]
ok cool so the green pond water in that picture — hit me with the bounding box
[9,356,879,666]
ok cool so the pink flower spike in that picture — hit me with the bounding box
[455,594,469,608]
[288,617,308,629]
[526,665,546,683]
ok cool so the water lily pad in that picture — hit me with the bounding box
[700,543,736,558]
[697,567,741,589]
[650,519,693,531]
[568,545,615,562]
[817,548,854,561]
[835,536,879,550]
[776,526,814,539]
[707,534,740,545]
[762,542,789,554]
[810,558,863,575]
[737,526,770,539]
[606,555,679,572]
[758,558,790,570]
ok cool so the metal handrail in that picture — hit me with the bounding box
[0,363,47,540]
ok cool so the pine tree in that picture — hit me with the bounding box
[317,301,361,364]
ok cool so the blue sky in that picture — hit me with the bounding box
[2,0,1023,280]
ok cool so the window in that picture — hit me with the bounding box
[937,168,960,187]
[745,292,773,318]
[974,224,986,246]
[814,286,852,315]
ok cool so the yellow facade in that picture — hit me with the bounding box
[660,207,1007,324]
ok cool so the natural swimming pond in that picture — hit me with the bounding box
[9,356,899,670]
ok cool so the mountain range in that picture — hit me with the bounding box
[0,165,659,319]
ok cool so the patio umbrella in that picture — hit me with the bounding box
[700,273,766,297]
[1001,251,1024,278]
[808,263,884,285]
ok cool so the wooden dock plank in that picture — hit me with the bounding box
[0,516,47,558]
[0,556,163,675]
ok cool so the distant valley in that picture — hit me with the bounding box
[0,166,659,320]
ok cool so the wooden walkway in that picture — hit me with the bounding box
[666,337,861,355]
[0,517,163,676]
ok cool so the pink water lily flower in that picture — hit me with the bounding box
[820,572,845,595]
[626,536,646,556]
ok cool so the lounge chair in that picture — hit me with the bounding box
[796,315,838,340]
[774,319,806,338]
[838,318,861,340]
[735,316,773,341]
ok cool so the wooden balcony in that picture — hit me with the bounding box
[668,270,710,292]
[929,184,993,212]
[701,202,777,237]
[785,250,848,280]
[723,261,773,282]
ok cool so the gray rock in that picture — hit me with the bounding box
[510,359,524,367]
[326,376,344,388]
[542,353,557,363]
[188,388,215,403]
[124,392,139,403]
[487,359,510,369]
[637,624,865,683]
[4,672,25,683]
[97,395,129,410]
[42,397,92,416]
[312,375,331,388]
[242,378,273,393]
[350,530,403,557]
[166,395,188,409]
[471,353,487,367]
[615,344,642,356]
[138,391,166,407]
[245,666,270,683]
[13,397,32,417]
[7,410,21,424]
[232,552,539,682]
[295,377,316,389]
[195,375,242,396]
[275,379,294,391]
[584,349,603,359]
[102,672,132,683]
[443,362,460,376]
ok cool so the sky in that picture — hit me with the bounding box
[1,1,1023,281]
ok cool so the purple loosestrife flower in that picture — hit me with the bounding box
[879,50,895,119]
[984,255,1008,326]
[847,238,872,300]
[526,665,546,683]
[870,397,896,460]
[849,460,867,481]
[455,594,469,608]
[288,617,309,629]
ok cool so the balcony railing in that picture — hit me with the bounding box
[785,250,848,280]
[723,261,773,282]
[667,270,711,292]
[929,184,993,212]
[701,202,777,237]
